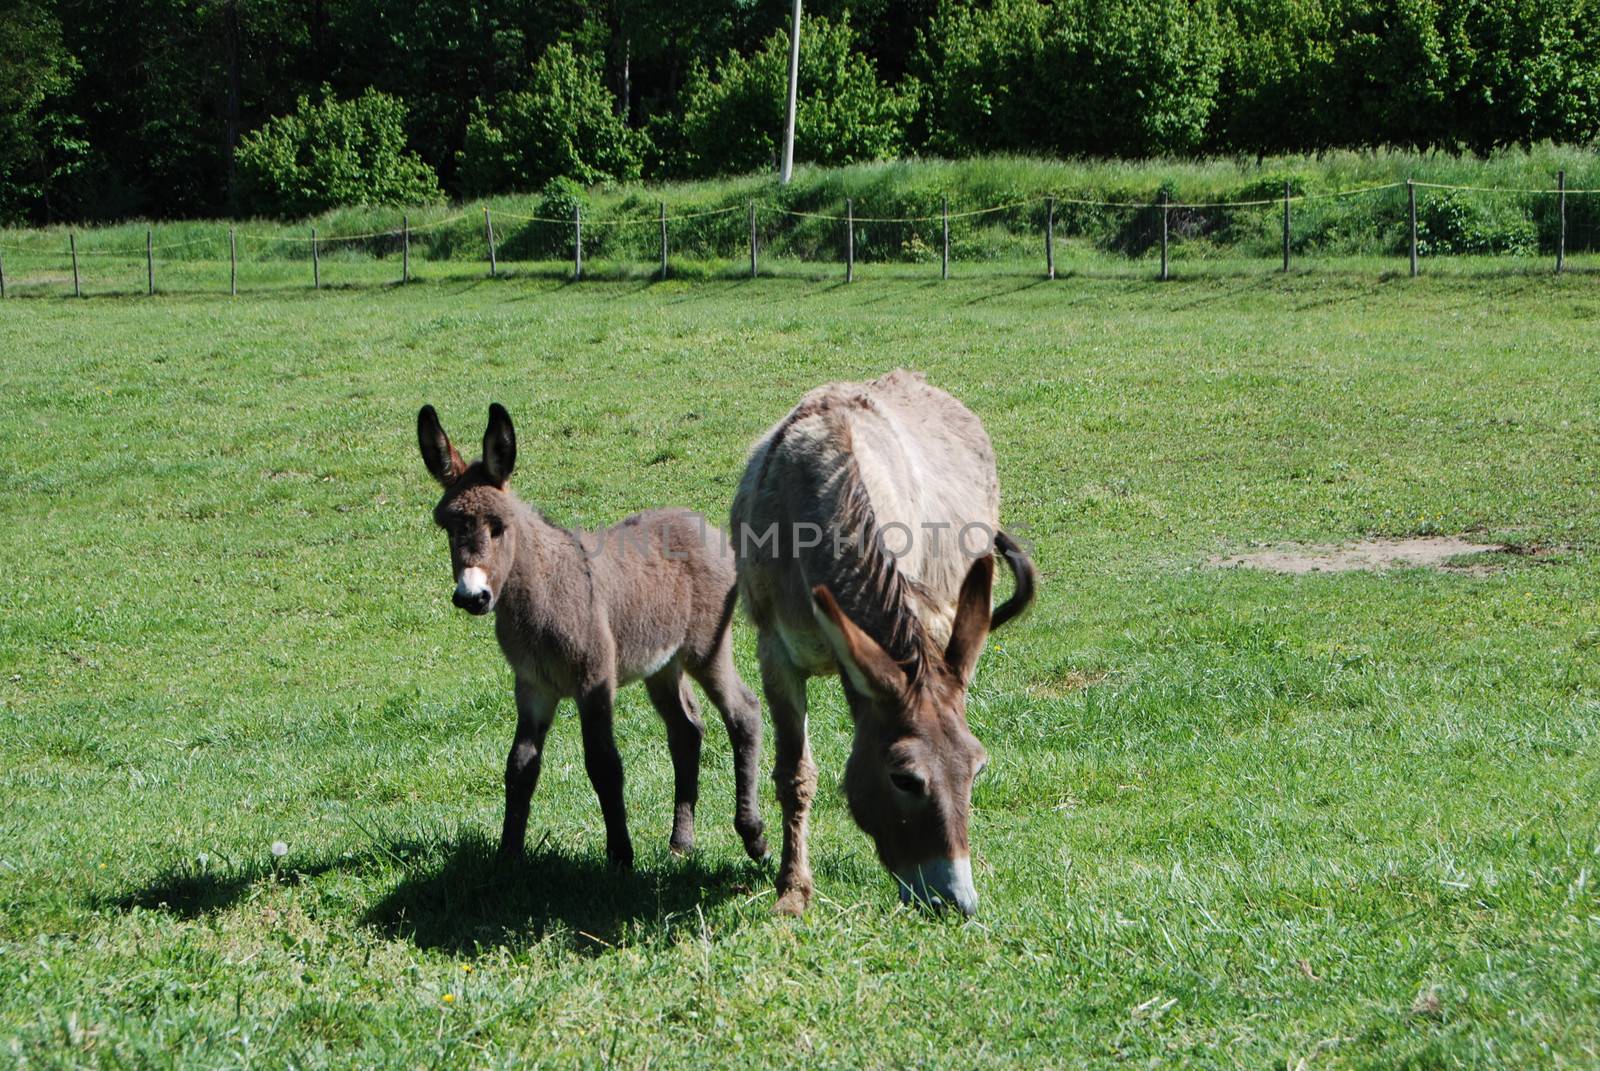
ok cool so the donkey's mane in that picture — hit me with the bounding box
[767,394,937,683]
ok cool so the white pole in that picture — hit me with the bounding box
[779,0,802,184]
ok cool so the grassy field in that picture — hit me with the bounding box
[2,269,1599,1068]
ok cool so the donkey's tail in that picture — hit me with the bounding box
[990,529,1038,632]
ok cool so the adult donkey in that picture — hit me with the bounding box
[732,370,1036,916]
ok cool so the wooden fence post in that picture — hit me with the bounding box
[146,228,154,295]
[485,208,497,278]
[574,205,582,281]
[1282,181,1291,273]
[229,227,237,296]
[1556,169,1566,274]
[1408,180,1417,277]
[845,198,854,283]
[402,214,410,284]
[70,233,80,297]
[312,227,320,289]
[941,196,949,281]
[1159,193,1169,282]
[1046,196,1055,280]
[749,203,758,278]
[659,202,667,280]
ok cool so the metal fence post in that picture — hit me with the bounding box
[1557,169,1566,274]
[402,214,410,284]
[1282,181,1291,273]
[0,246,6,298]
[312,227,319,289]
[1046,196,1055,280]
[941,196,949,281]
[1408,180,1418,277]
[574,205,582,281]
[146,228,154,295]
[749,203,758,278]
[1159,193,1169,282]
[659,201,667,280]
[845,198,854,283]
[70,233,80,297]
[229,227,237,296]
[485,208,497,278]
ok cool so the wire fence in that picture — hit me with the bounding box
[0,176,1596,299]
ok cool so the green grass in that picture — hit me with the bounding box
[2,269,1599,1067]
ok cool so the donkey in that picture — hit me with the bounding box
[417,402,767,867]
[731,370,1035,916]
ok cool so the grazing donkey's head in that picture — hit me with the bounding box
[811,554,994,916]
[417,403,520,616]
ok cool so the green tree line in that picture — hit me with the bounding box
[4,0,1598,224]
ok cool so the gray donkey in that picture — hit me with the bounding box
[417,403,767,867]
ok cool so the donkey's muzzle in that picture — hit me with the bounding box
[452,587,493,615]
[896,856,978,917]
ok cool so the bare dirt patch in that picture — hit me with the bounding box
[1211,536,1512,575]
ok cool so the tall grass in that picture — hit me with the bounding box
[3,146,1597,266]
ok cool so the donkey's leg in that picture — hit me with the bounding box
[500,680,559,859]
[645,666,705,854]
[690,641,768,862]
[758,631,814,916]
[576,680,633,867]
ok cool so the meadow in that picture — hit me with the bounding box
[2,266,1598,1068]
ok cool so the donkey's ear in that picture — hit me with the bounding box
[944,554,995,685]
[482,402,516,485]
[417,405,466,487]
[812,584,906,701]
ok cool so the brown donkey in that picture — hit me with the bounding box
[732,371,1036,916]
[418,403,767,866]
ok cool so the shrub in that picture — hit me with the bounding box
[666,15,917,178]
[1415,190,1537,256]
[457,44,643,197]
[235,88,442,217]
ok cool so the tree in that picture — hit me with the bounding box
[234,87,443,216]
[456,42,644,196]
[0,2,85,223]
[667,15,917,178]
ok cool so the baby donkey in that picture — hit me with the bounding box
[417,403,767,866]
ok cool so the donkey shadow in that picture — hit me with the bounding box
[111,832,765,957]
[361,835,765,955]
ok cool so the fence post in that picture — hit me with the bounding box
[1046,196,1055,280]
[574,205,582,281]
[147,228,154,295]
[749,203,758,278]
[1556,169,1566,274]
[659,201,667,280]
[1282,181,1291,273]
[402,214,410,284]
[229,226,237,297]
[485,208,497,278]
[70,233,80,297]
[942,196,949,281]
[845,197,854,283]
[1159,193,1169,282]
[0,246,6,298]
[1408,180,1417,278]
[312,227,320,289]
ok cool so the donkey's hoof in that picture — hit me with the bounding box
[668,836,695,857]
[608,845,635,868]
[773,887,810,917]
[743,835,770,863]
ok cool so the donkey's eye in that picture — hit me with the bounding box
[487,518,505,538]
[889,770,928,796]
